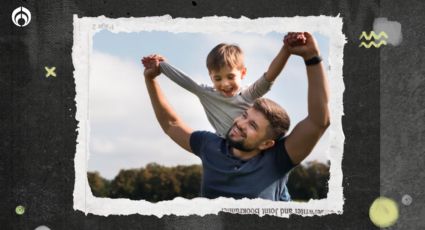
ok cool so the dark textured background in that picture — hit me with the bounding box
[0,0,423,229]
[380,0,425,230]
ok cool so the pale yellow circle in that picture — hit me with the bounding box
[369,197,399,228]
[15,205,25,215]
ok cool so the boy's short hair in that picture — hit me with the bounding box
[253,98,290,140]
[206,43,245,73]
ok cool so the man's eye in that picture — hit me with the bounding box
[250,122,257,129]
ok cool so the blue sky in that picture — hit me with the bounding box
[88,30,331,179]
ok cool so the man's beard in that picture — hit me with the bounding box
[225,128,255,152]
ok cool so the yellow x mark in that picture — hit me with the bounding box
[45,66,56,78]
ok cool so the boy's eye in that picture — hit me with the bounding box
[214,78,221,81]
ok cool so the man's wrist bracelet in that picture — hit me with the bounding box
[304,56,322,66]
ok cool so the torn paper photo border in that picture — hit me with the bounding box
[72,15,346,217]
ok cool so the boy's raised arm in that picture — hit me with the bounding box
[264,45,290,82]
[143,54,204,95]
[241,33,305,101]
[159,62,205,95]
[284,32,330,165]
[265,33,306,82]
[143,61,194,153]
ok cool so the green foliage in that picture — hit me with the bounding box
[88,163,202,202]
[287,160,330,201]
[109,169,139,199]
[88,161,330,202]
[87,171,111,197]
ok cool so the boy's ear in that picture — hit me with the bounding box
[241,67,247,79]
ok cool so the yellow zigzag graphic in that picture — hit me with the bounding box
[359,31,388,40]
[359,40,387,48]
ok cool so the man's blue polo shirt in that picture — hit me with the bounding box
[190,131,296,201]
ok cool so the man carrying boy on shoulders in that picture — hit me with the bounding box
[143,32,330,201]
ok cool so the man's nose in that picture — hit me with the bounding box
[236,119,248,130]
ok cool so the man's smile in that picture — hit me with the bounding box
[230,124,246,138]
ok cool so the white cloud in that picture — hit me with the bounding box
[88,52,206,177]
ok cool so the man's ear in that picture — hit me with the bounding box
[258,139,275,151]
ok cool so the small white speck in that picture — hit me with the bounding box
[401,194,412,206]
[35,226,51,230]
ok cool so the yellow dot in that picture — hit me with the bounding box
[369,197,399,228]
[15,205,25,215]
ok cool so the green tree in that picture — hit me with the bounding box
[87,171,111,197]
[287,161,330,201]
[174,165,202,198]
[136,163,182,202]
[109,169,139,199]
[87,161,330,202]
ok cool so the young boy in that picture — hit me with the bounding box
[142,33,306,201]
[142,32,306,139]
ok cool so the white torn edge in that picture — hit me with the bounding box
[72,15,346,218]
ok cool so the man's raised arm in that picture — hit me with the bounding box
[284,32,331,164]
[143,58,194,153]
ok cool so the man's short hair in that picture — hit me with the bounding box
[253,98,290,140]
[206,43,245,73]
